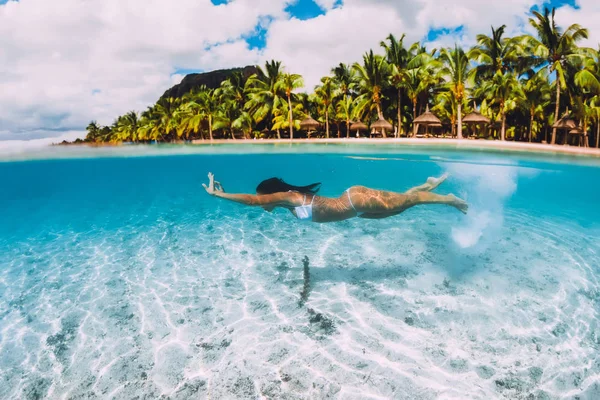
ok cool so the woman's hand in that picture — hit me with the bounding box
[202,172,224,196]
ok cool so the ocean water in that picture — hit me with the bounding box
[1,145,600,399]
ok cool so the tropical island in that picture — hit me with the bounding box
[80,7,600,149]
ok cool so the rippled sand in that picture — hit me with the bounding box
[1,206,599,399]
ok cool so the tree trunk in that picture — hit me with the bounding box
[376,103,387,138]
[276,129,281,139]
[500,111,506,141]
[551,79,560,145]
[230,127,236,140]
[325,109,329,138]
[397,88,403,136]
[209,116,213,141]
[288,95,294,140]
[529,112,534,143]
[597,122,600,148]
[583,119,588,147]
[346,118,350,138]
[412,99,417,137]
[457,103,463,139]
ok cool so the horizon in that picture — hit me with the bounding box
[0,0,598,142]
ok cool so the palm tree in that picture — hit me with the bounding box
[177,87,220,140]
[403,43,441,136]
[176,102,202,140]
[232,111,254,139]
[216,72,249,139]
[521,6,588,144]
[573,51,600,147]
[99,126,112,142]
[353,50,390,136]
[275,73,304,139]
[439,45,470,139]
[575,47,600,92]
[402,49,440,136]
[469,25,519,82]
[272,102,302,136]
[214,100,239,139]
[520,71,552,142]
[314,77,335,138]
[115,111,139,142]
[590,96,600,148]
[331,63,356,100]
[152,97,180,141]
[245,60,285,138]
[219,71,248,109]
[476,71,521,140]
[433,91,460,137]
[198,88,221,141]
[85,121,101,142]
[381,34,410,134]
[404,69,429,135]
[297,92,318,119]
[336,96,355,138]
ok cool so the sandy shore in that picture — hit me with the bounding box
[188,137,600,157]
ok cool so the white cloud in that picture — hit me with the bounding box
[0,0,283,137]
[1,0,599,141]
[313,0,338,11]
[555,0,600,49]
[262,2,420,91]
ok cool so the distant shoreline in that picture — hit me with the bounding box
[54,137,600,158]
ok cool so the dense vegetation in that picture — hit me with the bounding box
[85,7,600,147]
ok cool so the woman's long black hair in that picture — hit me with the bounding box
[256,178,321,195]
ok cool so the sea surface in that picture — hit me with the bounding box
[1,144,600,399]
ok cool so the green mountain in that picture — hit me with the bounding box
[160,65,259,100]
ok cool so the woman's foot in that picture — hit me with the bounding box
[406,173,449,194]
[448,193,468,214]
[425,173,449,191]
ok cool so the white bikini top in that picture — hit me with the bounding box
[292,192,315,221]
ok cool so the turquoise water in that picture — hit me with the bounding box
[1,145,600,399]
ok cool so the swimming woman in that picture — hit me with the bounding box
[203,172,468,223]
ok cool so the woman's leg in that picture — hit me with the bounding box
[349,185,468,216]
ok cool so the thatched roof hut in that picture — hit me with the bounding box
[464,103,491,125]
[300,116,320,130]
[552,114,577,130]
[350,121,368,131]
[463,111,490,124]
[413,105,442,125]
[371,117,393,131]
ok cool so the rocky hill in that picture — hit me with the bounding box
[160,65,259,100]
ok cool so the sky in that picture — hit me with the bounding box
[0,0,598,141]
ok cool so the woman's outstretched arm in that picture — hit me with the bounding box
[203,173,299,207]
